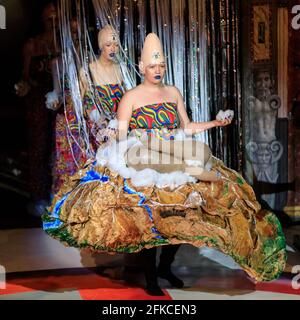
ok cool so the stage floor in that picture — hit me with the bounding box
[0,227,300,300]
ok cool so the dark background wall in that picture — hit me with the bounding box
[0,0,53,228]
[0,0,53,100]
[0,0,52,149]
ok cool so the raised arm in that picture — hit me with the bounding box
[174,87,232,135]
[116,91,134,140]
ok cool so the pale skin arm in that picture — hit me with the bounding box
[174,87,232,135]
[116,91,134,140]
[78,66,89,98]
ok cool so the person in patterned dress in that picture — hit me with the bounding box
[48,18,88,193]
[79,25,125,155]
[42,34,286,296]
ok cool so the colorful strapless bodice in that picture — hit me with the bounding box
[129,102,179,130]
[83,83,124,153]
[94,83,123,114]
[83,83,123,117]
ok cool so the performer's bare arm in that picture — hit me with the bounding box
[117,90,134,140]
[79,66,90,98]
[173,87,232,135]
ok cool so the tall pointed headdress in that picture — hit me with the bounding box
[139,33,165,72]
[98,25,119,49]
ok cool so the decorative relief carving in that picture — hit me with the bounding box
[246,69,282,208]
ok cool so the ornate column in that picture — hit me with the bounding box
[246,69,283,209]
[241,0,289,214]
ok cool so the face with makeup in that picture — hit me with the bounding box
[101,41,119,61]
[143,62,166,84]
[139,34,166,85]
[98,27,119,61]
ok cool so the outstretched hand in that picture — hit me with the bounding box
[215,109,234,127]
[214,118,232,127]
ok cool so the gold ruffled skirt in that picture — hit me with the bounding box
[43,157,286,282]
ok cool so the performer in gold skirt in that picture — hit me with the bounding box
[43,33,286,296]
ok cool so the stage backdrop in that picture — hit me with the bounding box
[63,0,242,170]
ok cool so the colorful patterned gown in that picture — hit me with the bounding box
[83,83,124,154]
[52,81,88,193]
[43,102,286,282]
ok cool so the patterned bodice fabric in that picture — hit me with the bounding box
[95,83,123,114]
[83,83,123,118]
[129,102,179,130]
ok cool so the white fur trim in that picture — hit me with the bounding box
[45,91,59,110]
[184,159,204,167]
[216,109,234,121]
[107,118,119,130]
[96,137,196,190]
[89,109,101,123]
[173,129,187,141]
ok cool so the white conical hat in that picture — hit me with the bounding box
[98,25,119,49]
[139,33,165,71]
